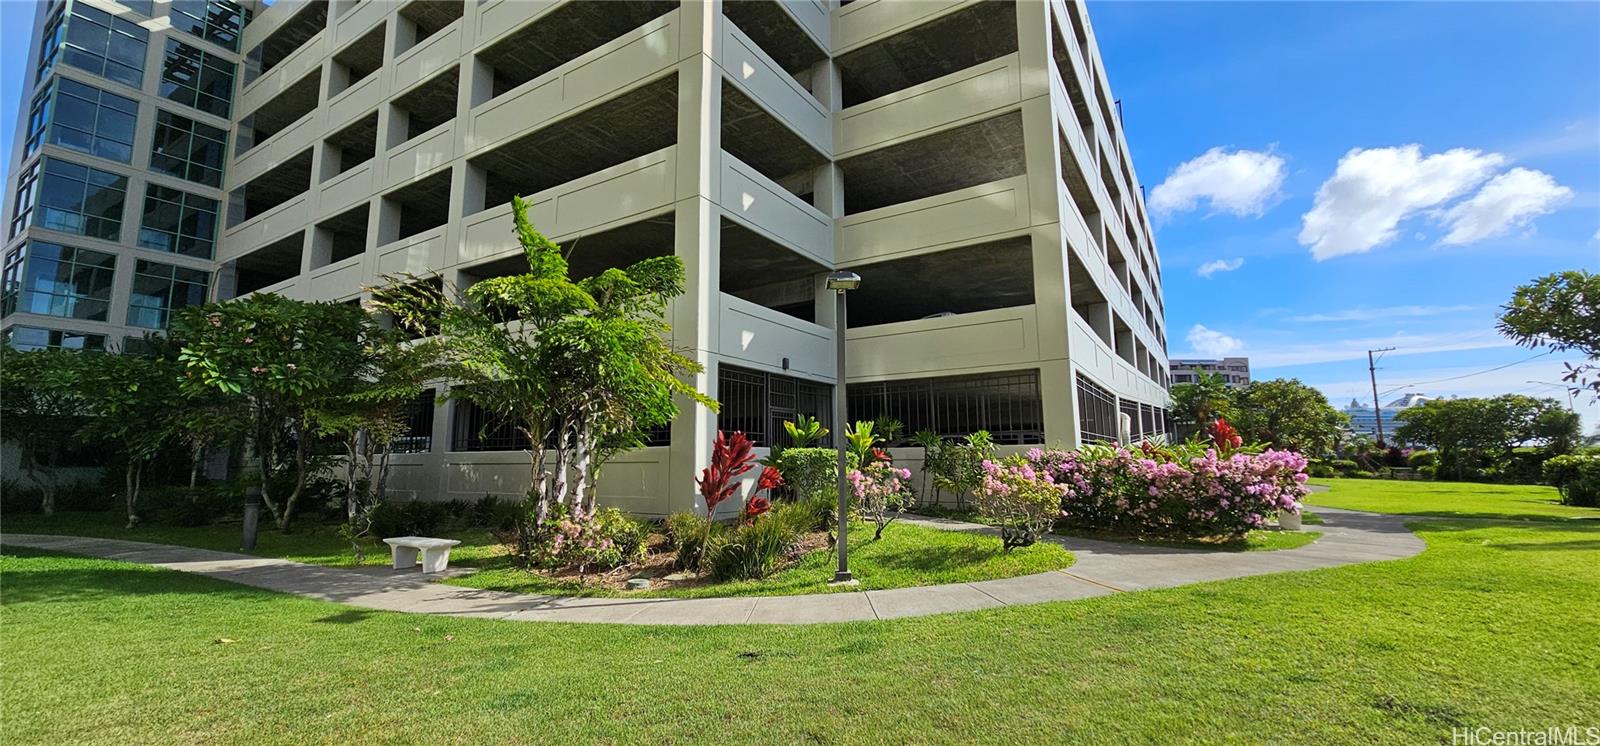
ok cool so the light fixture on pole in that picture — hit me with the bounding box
[826,270,861,585]
[1526,380,1578,412]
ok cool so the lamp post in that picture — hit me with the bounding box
[827,270,861,585]
[1526,380,1577,412]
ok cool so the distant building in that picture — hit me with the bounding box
[1171,357,1251,388]
[1343,392,1434,444]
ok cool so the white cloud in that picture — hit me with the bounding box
[1196,257,1245,278]
[1246,329,1510,369]
[1299,145,1505,260]
[1438,167,1573,245]
[1286,304,1477,323]
[1149,147,1286,218]
[1185,324,1244,357]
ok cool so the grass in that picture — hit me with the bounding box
[1306,477,1600,521]
[443,520,1073,598]
[0,511,505,567]
[2,512,1070,599]
[5,508,1598,742]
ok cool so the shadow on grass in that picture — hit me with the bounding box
[314,609,377,624]
[1,550,272,605]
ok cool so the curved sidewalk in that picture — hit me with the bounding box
[0,508,1423,626]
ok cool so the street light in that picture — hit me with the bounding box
[1526,380,1577,412]
[827,270,861,585]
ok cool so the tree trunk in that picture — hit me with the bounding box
[551,418,571,509]
[278,426,308,531]
[189,443,203,489]
[573,416,594,513]
[257,431,284,523]
[124,460,142,529]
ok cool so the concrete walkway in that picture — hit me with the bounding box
[0,508,1424,626]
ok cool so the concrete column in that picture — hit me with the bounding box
[667,0,725,516]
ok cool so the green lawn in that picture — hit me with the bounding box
[445,520,1073,598]
[5,510,1597,742]
[1306,478,1600,521]
[0,511,504,567]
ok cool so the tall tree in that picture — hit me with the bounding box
[310,326,442,557]
[1230,378,1348,455]
[75,353,185,528]
[1168,372,1236,437]
[1498,270,1600,398]
[371,195,713,534]
[1396,394,1572,479]
[0,348,86,515]
[173,295,370,530]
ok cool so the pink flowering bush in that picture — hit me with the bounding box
[974,455,1064,549]
[849,458,914,539]
[1032,442,1310,540]
[534,503,646,574]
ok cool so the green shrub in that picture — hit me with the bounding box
[1306,463,1337,478]
[1492,449,1550,485]
[704,503,808,581]
[666,511,710,570]
[772,447,836,502]
[1407,450,1437,469]
[143,484,239,527]
[1330,459,1365,476]
[470,495,522,532]
[1543,455,1600,507]
[369,500,453,537]
[1418,465,1438,480]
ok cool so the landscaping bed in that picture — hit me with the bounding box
[443,519,1072,598]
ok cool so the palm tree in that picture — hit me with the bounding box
[1169,372,1234,439]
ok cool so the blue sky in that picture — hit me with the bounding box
[1,2,1596,428]
[1091,1,1600,430]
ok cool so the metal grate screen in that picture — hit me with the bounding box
[716,364,833,447]
[849,370,1045,445]
[391,389,436,453]
[1076,373,1119,444]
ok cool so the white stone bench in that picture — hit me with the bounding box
[382,536,462,574]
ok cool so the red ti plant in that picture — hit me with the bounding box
[1209,417,1244,453]
[697,430,756,518]
[744,466,784,524]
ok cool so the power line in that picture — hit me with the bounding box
[1377,349,1557,397]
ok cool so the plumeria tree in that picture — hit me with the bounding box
[75,352,185,528]
[311,328,442,557]
[371,195,713,545]
[173,295,371,530]
[0,347,87,515]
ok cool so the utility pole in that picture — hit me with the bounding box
[1368,347,1396,446]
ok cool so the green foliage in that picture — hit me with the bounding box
[771,447,837,504]
[370,195,713,531]
[73,351,186,528]
[931,431,996,510]
[1498,270,1600,397]
[1168,372,1236,435]
[1407,450,1438,469]
[1542,455,1600,507]
[703,502,810,581]
[782,414,829,448]
[1229,378,1348,455]
[0,347,90,515]
[843,420,880,466]
[1396,394,1576,480]
[666,511,710,571]
[172,294,375,530]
